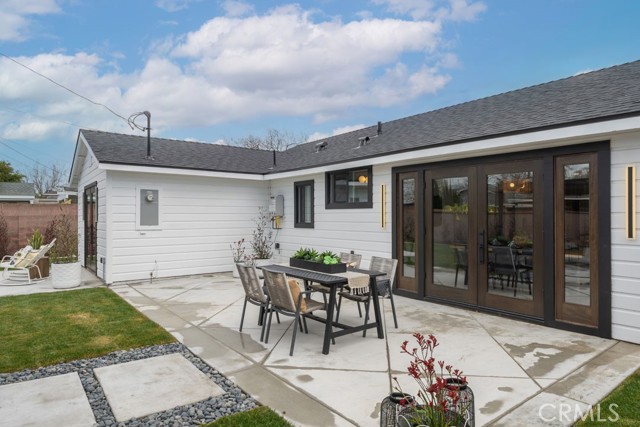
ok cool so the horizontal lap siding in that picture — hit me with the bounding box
[77,152,107,280]
[610,133,640,344]
[108,172,268,283]
[268,165,393,269]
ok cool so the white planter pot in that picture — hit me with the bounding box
[232,262,240,278]
[51,262,82,289]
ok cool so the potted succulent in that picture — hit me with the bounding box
[290,247,346,274]
[46,214,81,289]
[230,238,246,278]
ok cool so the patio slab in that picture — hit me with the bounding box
[0,373,95,427]
[93,353,225,422]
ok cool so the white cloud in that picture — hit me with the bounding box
[308,124,367,143]
[0,3,480,143]
[0,0,61,41]
[373,0,485,22]
[155,0,194,13]
[221,0,254,17]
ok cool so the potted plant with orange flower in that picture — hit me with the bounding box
[391,333,474,427]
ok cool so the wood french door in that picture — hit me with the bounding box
[423,160,544,317]
[84,184,98,273]
[396,172,419,292]
[554,154,599,327]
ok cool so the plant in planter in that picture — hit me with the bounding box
[250,207,274,264]
[46,214,81,289]
[392,333,474,427]
[290,248,346,273]
[230,238,246,278]
[28,229,44,250]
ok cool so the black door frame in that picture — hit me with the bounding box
[392,141,611,338]
[83,182,98,273]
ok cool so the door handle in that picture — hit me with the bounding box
[479,230,485,264]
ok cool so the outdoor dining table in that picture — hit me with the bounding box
[259,264,386,355]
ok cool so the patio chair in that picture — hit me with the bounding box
[335,256,399,334]
[0,245,33,269]
[489,245,518,292]
[454,247,468,287]
[1,239,55,285]
[262,269,326,356]
[236,263,279,342]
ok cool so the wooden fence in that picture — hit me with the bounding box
[0,203,77,255]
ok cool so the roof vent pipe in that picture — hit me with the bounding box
[272,149,276,167]
[144,111,151,159]
[377,121,382,135]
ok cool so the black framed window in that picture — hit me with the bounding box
[326,166,372,209]
[294,180,314,228]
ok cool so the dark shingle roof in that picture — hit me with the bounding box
[81,60,640,174]
[80,131,275,174]
[0,182,35,198]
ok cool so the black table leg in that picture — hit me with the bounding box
[322,285,337,354]
[370,277,384,339]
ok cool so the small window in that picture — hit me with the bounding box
[326,166,372,209]
[294,180,314,228]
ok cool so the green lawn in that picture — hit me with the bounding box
[0,288,175,372]
[203,407,293,427]
[575,368,640,426]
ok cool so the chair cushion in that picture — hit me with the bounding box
[288,279,307,312]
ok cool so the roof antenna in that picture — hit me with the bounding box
[128,111,153,160]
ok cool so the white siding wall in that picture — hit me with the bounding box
[610,132,640,343]
[77,150,107,280]
[268,164,393,269]
[106,171,269,283]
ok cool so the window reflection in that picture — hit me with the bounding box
[563,163,591,306]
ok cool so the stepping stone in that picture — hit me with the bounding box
[94,353,225,422]
[0,372,96,427]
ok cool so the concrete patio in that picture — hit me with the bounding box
[2,271,640,426]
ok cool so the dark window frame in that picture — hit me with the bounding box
[294,180,314,228]
[325,166,373,209]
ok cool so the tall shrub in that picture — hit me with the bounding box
[45,214,78,263]
[0,213,8,257]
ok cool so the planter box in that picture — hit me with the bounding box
[29,256,50,279]
[289,258,347,274]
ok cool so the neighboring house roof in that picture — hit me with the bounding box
[78,59,640,176]
[0,182,36,201]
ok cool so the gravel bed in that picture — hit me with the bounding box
[0,343,258,426]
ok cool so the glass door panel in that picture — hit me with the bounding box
[486,171,534,301]
[396,172,418,292]
[478,161,543,317]
[425,168,476,304]
[84,184,98,273]
[555,154,598,327]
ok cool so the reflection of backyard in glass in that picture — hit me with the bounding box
[432,177,469,289]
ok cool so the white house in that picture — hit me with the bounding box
[69,60,640,344]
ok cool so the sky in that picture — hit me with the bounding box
[1,0,640,179]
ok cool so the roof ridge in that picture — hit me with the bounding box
[377,59,640,128]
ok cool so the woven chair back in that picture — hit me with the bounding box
[339,252,362,268]
[370,256,398,286]
[262,269,297,313]
[236,263,267,302]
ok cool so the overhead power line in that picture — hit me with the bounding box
[0,51,129,124]
[0,137,63,172]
